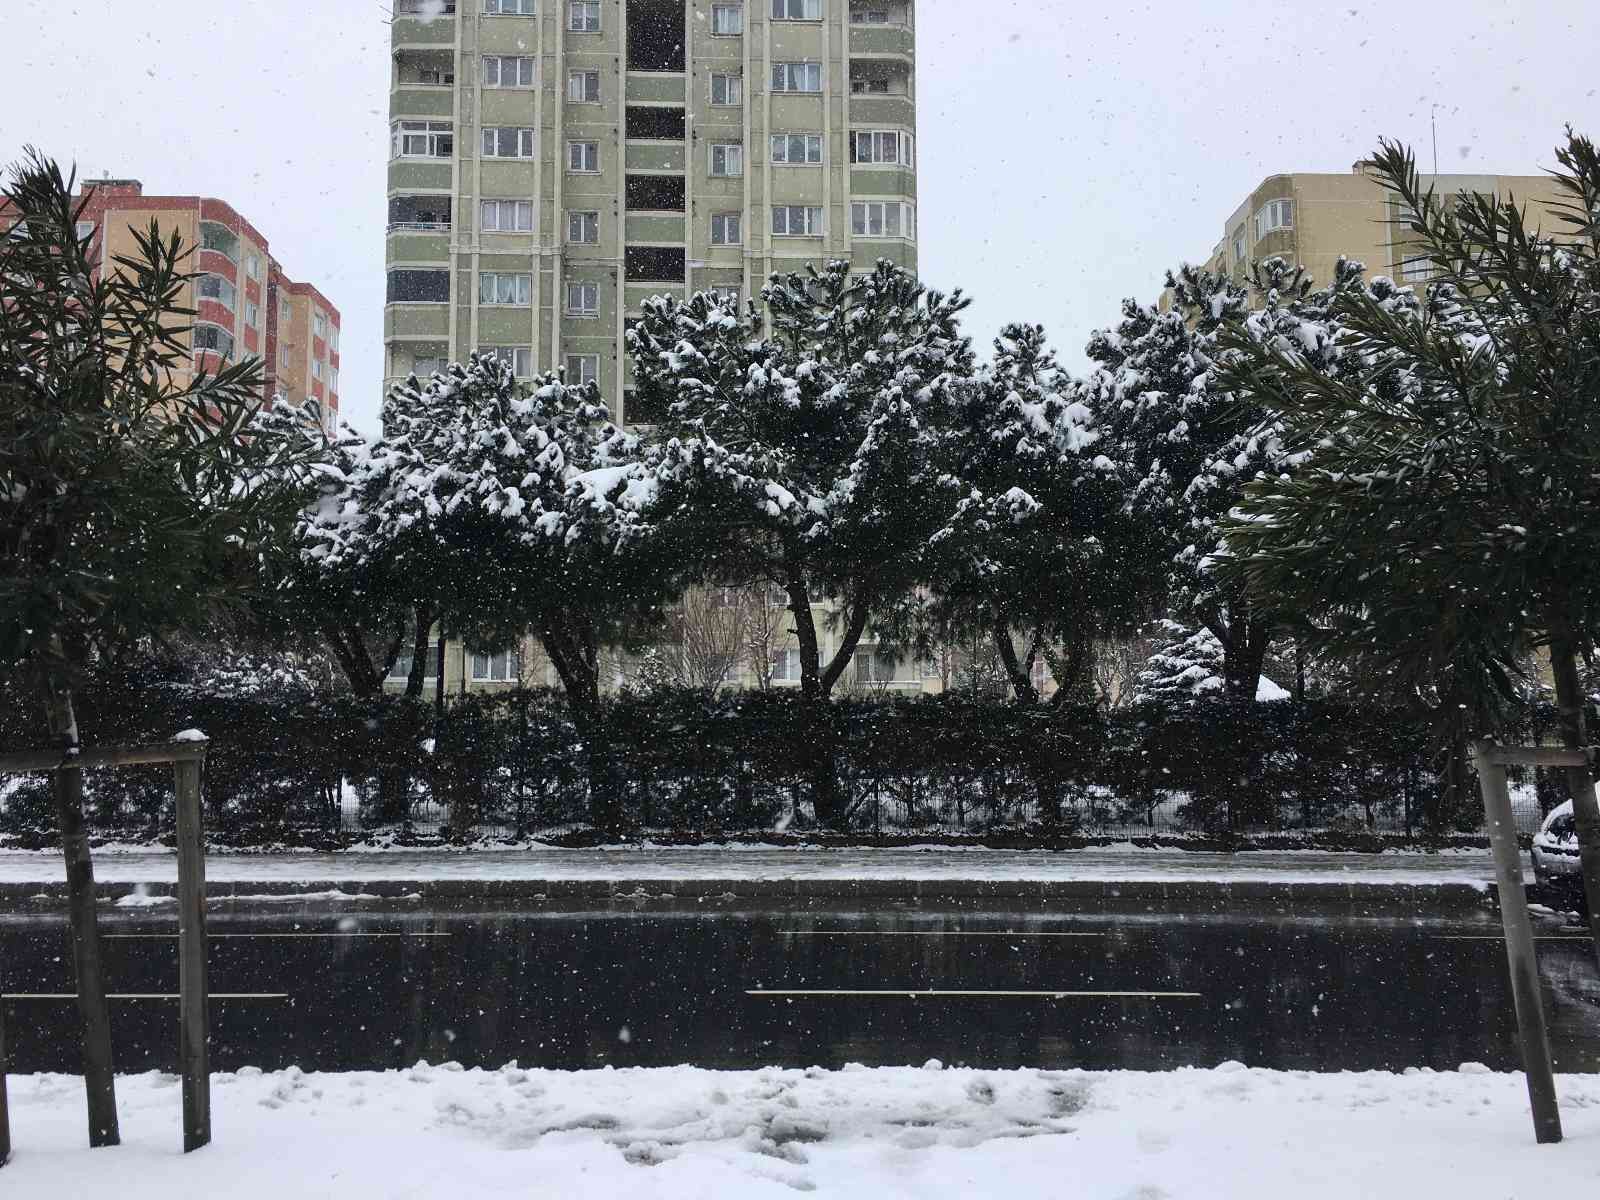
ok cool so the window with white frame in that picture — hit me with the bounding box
[484,0,533,13]
[771,648,800,682]
[567,69,601,102]
[245,301,260,329]
[331,325,339,352]
[1252,198,1293,239]
[710,72,743,105]
[329,367,339,392]
[850,5,890,22]
[851,200,915,238]
[483,55,535,87]
[313,311,327,338]
[192,323,235,360]
[850,75,889,94]
[312,358,323,380]
[771,62,822,93]
[388,643,439,680]
[706,286,740,307]
[278,344,291,369]
[850,129,912,166]
[709,142,744,177]
[567,210,600,243]
[479,271,533,305]
[74,221,96,246]
[853,648,898,684]
[771,132,823,164]
[711,3,743,33]
[482,127,535,158]
[279,297,291,323]
[566,280,600,315]
[197,273,236,309]
[568,0,601,31]
[772,0,821,18]
[568,140,600,172]
[772,205,823,236]
[479,345,533,376]
[565,353,599,386]
[1401,255,1434,283]
[412,355,446,378]
[471,648,520,682]
[246,252,262,280]
[1233,226,1247,267]
[710,212,742,245]
[391,120,454,159]
[200,221,239,260]
[481,198,534,232]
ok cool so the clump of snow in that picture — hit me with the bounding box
[112,884,176,908]
[8,1062,1600,1198]
[171,729,209,743]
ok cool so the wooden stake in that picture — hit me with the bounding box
[174,753,211,1153]
[1474,741,1563,1144]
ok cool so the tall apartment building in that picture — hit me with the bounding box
[59,180,342,427]
[384,0,919,421]
[1193,165,1568,292]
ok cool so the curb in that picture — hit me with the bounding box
[0,878,1495,911]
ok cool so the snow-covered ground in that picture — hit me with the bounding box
[0,846,1507,887]
[5,1061,1595,1197]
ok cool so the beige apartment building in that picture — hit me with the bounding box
[1195,163,1568,292]
[384,0,919,420]
[53,180,342,427]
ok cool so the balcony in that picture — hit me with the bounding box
[392,10,457,49]
[848,23,913,60]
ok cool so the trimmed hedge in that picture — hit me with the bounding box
[3,665,1558,844]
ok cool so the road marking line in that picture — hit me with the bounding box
[103,932,450,940]
[745,988,1201,999]
[781,931,1105,938]
[4,993,289,1001]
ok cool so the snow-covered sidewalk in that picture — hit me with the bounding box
[0,845,1506,888]
[5,1061,1594,1197]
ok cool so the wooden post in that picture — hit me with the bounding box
[1473,741,1563,1144]
[174,750,211,1153]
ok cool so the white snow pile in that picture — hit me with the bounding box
[8,1061,1600,1197]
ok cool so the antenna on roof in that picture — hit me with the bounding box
[1431,103,1440,176]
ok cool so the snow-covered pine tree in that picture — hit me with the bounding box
[1133,620,1228,702]
[929,322,1123,704]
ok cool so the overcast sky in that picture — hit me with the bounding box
[5,0,1595,432]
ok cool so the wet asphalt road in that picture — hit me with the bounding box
[2,900,1598,1075]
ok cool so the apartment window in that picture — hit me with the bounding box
[480,345,534,376]
[479,271,533,305]
[414,66,455,86]
[279,297,291,323]
[312,358,323,380]
[850,129,912,166]
[772,205,823,236]
[850,76,889,94]
[771,648,799,682]
[192,323,235,360]
[199,221,239,261]
[568,0,601,31]
[1253,198,1294,240]
[567,70,601,103]
[330,325,339,352]
[1401,255,1434,283]
[482,56,535,87]
[245,253,262,281]
[709,142,744,177]
[278,344,291,369]
[482,127,535,158]
[567,210,600,243]
[471,648,520,682]
[851,200,915,238]
[565,354,599,386]
[74,220,96,245]
[771,133,823,164]
[1233,226,1247,267]
[625,246,686,281]
[706,286,740,307]
[627,106,687,140]
[771,62,822,93]
[772,0,822,18]
[711,3,743,33]
[392,120,454,159]
[314,312,327,338]
[568,140,601,173]
[389,644,439,680]
[481,199,534,232]
[397,0,456,11]
[850,5,890,21]
[197,273,237,309]
[412,356,446,378]
[710,72,743,105]
[566,281,600,315]
[853,648,898,684]
[711,212,742,245]
[626,174,686,210]
[388,269,450,302]
[245,301,260,329]
[484,0,533,12]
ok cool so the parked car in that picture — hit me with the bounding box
[1531,801,1585,910]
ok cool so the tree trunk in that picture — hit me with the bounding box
[780,566,859,831]
[993,623,1041,706]
[1546,629,1600,972]
[405,606,434,699]
[1218,613,1271,702]
[540,618,624,836]
[42,676,120,1148]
